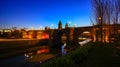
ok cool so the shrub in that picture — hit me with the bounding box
[41,42,94,67]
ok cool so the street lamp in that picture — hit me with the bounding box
[98,17,102,20]
[30,27,34,30]
[39,26,42,30]
[73,24,77,27]
[68,21,71,27]
[51,24,54,29]
[98,16,103,47]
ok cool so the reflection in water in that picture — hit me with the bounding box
[0,46,50,67]
[0,44,62,67]
[24,53,33,61]
[24,47,50,62]
[0,55,30,67]
[37,48,49,54]
[62,43,67,55]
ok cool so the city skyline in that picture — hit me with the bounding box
[0,0,91,29]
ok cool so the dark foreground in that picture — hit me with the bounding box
[1,42,120,67]
[80,43,120,67]
[41,43,120,67]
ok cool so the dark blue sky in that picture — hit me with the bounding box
[0,0,91,29]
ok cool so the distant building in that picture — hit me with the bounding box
[58,20,62,30]
[22,30,49,39]
[0,21,120,44]
[0,29,12,38]
[65,23,68,29]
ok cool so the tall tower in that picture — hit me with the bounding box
[65,23,68,29]
[58,20,62,30]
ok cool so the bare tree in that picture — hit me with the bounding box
[91,0,107,47]
[105,0,112,35]
[91,0,120,43]
[119,0,120,24]
[112,0,119,34]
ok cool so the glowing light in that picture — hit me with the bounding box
[4,29,11,32]
[28,35,32,39]
[51,24,54,27]
[30,27,34,30]
[36,35,41,39]
[23,35,28,38]
[37,50,42,54]
[118,30,120,33]
[68,21,72,27]
[78,37,87,40]
[79,39,92,46]
[51,24,55,29]
[42,33,49,39]
[98,17,101,20]
[62,43,67,55]
[41,49,45,52]
[74,24,77,27]
[37,48,49,54]
[39,26,42,30]
[83,31,90,34]
[68,21,71,24]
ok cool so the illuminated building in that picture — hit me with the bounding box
[65,23,68,29]
[22,30,49,39]
[0,29,12,38]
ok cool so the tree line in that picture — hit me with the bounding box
[91,0,120,45]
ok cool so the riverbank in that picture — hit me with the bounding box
[39,42,120,67]
[40,42,94,67]
[0,39,40,50]
[0,39,49,60]
[80,43,120,67]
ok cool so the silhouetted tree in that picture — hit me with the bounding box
[91,0,120,44]
[104,0,113,36]
[11,30,22,38]
[113,0,119,34]
[91,0,107,47]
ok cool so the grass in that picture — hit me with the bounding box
[40,42,120,67]
[80,43,120,67]
[41,42,94,67]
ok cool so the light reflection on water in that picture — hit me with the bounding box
[0,47,50,67]
[62,43,67,55]
[0,44,71,67]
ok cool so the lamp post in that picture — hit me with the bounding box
[30,27,34,30]
[99,16,103,48]
[51,24,55,29]
[73,24,77,27]
[68,21,71,27]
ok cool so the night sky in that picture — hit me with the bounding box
[0,0,91,29]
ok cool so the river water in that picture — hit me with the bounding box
[0,55,29,67]
[0,41,82,67]
[0,46,52,67]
